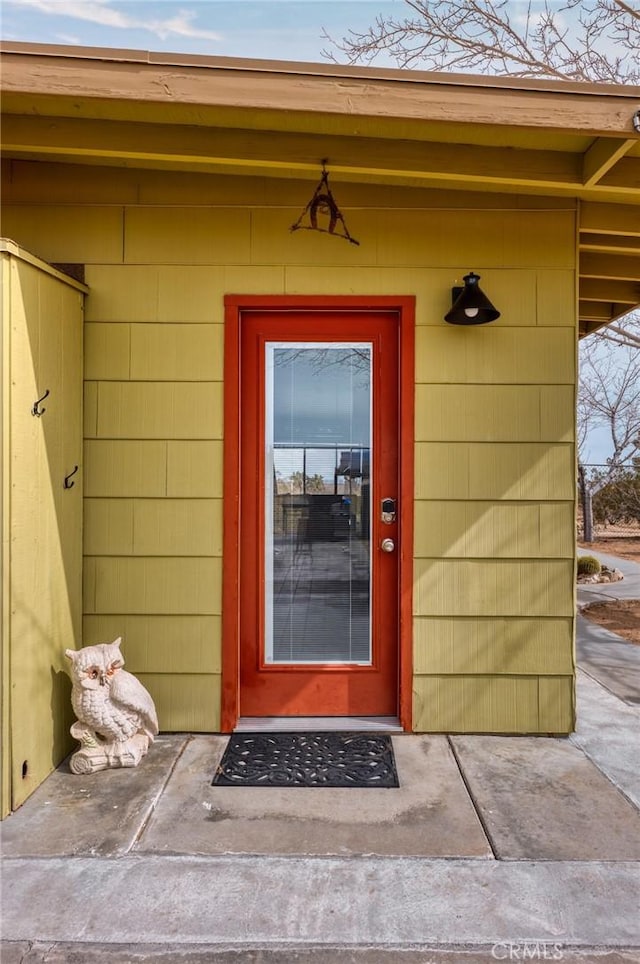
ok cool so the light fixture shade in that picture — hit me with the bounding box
[445,271,500,325]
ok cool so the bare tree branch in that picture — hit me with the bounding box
[322,0,640,83]
[579,313,640,495]
[599,324,640,349]
[591,309,640,350]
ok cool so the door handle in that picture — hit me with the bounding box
[380,538,395,553]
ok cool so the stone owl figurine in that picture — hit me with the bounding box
[65,637,158,774]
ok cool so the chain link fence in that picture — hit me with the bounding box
[577,462,640,541]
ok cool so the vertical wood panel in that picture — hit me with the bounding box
[84,266,159,322]
[413,617,574,674]
[536,270,576,326]
[7,254,83,809]
[416,385,575,443]
[166,441,224,497]
[130,324,223,381]
[415,443,575,500]
[125,208,251,264]
[95,382,223,439]
[414,559,574,616]
[1,255,11,816]
[133,499,222,556]
[83,382,98,438]
[538,676,575,733]
[157,266,223,322]
[414,502,575,558]
[156,266,285,319]
[92,557,222,614]
[84,499,134,556]
[139,674,220,731]
[377,210,575,268]
[413,676,540,732]
[285,267,539,327]
[1,206,124,263]
[251,209,373,265]
[85,323,130,380]
[83,614,221,674]
[416,328,575,384]
[84,440,167,497]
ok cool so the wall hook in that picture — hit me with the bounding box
[32,389,50,417]
[290,160,360,246]
[64,465,79,489]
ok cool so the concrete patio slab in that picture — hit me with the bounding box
[2,856,639,947]
[571,670,640,809]
[450,735,640,860]
[2,580,639,960]
[0,735,188,857]
[2,942,639,963]
[135,734,492,858]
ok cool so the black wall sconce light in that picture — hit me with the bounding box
[445,271,500,325]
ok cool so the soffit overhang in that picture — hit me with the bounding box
[2,41,638,335]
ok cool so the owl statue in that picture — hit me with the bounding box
[65,637,158,746]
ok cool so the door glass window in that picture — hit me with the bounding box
[264,343,372,664]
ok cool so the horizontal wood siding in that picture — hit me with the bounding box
[3,162,577,733]
[413,249,576,732]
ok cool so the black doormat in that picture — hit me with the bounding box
[212,732,399,788]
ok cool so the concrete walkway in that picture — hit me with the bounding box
[2,557,640,962]
[577,550,640,704]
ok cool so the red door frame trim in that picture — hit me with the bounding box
[221,295,415,732]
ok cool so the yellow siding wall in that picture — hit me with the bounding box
[1,255,9,816]
[2,162,577,734]
[1,245,84,815]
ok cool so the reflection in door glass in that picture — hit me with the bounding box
[265,343,372,663]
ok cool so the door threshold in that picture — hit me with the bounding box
[234,716,403,733]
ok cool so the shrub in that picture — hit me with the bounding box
[577,555,601,576]
[592,462,640,526]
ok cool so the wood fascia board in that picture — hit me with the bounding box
[582,137,637,186]
[1,49,640,137]
[580,251,640,281]
[1,39,635,93]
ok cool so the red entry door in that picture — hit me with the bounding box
[239,310,399,718]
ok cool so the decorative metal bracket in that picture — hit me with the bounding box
[32,389,50,417]
[64,465,79,489]
[290,162,360,246]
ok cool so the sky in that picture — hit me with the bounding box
[0,0,405,63]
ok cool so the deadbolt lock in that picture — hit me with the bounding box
[381,498,396,524]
